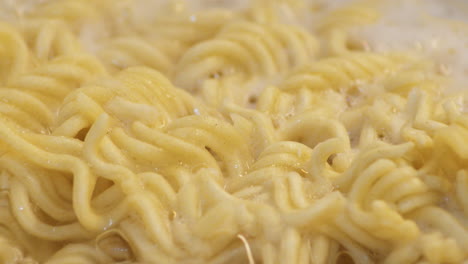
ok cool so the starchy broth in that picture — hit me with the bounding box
[0,0,467,263]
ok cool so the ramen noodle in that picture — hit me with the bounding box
[0,0,467,263]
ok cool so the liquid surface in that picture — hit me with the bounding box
[0,0,467,263]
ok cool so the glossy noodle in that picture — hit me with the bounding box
[0,0,467,263]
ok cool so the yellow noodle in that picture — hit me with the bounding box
[0,0,466,263]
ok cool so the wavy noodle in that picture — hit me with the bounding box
[0,22,30,84]
[44,243,111,264]
[0,54,106,134]
[280,52,411,92]
[248,0,306,24]
[20,19,82,62]
[314,1,380,56]
[55,67,201,137]
[174,19,319,106]
[25,0,98,25]
[0,0,466,263]
[98,37,173,74]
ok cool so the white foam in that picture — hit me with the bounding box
[0,0,45,22]
[185,0,250,11]
[2,0,467,95]
[350,0,468,94]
